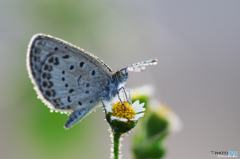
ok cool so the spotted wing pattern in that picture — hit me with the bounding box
[27,34,113,113]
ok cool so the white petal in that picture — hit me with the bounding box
[139,103,145,108]
[111,116,128,122]
[132,100,140,109]
[110,95,120,104]
[167,112,182,133]
[102,100,113,113]
[135,107,146,113]
[130,113,145,121]
[132,101,145,113]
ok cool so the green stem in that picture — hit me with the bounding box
[112,132,122,159]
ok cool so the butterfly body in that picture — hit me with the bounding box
[27,34,157,128]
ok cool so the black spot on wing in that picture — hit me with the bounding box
[79,62,84,67]
[91,70,95,76]
[69,89,74,93]
[62,55,70,59]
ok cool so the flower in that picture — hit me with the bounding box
[149,99,182,133]
[131,84,182,159]
[102,90,146,134]
[102,90,146,159]
[130,84,182,134]
[130,84,154,107]
[103,100,145,123]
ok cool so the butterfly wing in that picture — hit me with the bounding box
[27,34,113,114]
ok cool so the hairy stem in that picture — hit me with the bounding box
[112,132,122,159]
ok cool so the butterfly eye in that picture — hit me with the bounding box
[120,71,124,76]
[116,71,124,82]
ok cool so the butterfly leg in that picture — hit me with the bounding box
[118,86,128,102]
[117,92,126,109]
[117,86,129,109]
[100,97,108,116]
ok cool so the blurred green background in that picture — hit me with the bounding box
[0,1,240,159]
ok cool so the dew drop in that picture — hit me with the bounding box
[50,109,53,113]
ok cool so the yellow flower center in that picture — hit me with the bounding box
[112,101,136,122]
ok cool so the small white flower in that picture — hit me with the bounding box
[102,100,145,123]
[149,99,182,133]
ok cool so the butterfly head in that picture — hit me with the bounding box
[115,67,128,84]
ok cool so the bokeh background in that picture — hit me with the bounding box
[0,1,239,159]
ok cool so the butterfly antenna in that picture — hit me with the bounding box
[127,58,158,72]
